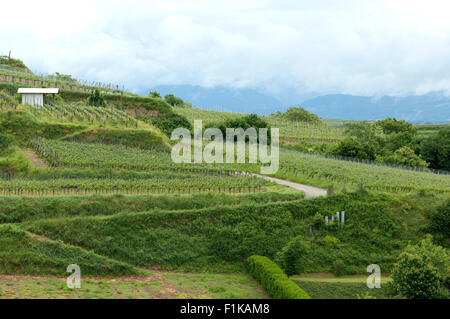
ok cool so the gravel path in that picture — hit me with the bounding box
[251,173,328,198]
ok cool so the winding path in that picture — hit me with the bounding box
[251,173,328,198]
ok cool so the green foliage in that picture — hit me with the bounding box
[376,118,417,135]
[0,151,29,175]
[149,91,162,99]
[207,114,271,144]
[390,238,449,299]
[164,94,184,107]
[390,252,442,299]
[344,121,381,143]
[0,133,14,155]
[0,56,28,69]
[333,137,376,160]
[246,255,310,299]
[87,90,106,107]
[331,259,347,277]
[424,200,450,247]
[62,128,169,152]
[0,191,303,223]
[275,236,310,276]
[150,111,192,136]
[420,128,450,170]
[0,110,86,142]
[384,146,428,168]
[0,224,139,276]
[278,107,321,124]
[293,279,387,299]
[15,191,411,273]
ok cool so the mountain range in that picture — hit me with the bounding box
[148,85,450,123]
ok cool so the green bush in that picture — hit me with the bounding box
[0,133,14,155]
[150,111,192,136]
[390,252,441,299]
[424,200,450,247]
[246,255,310,299]
[275,236,310,276]
[332,259,346,277]
[389,238,449,299]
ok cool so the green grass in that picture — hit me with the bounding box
[0,224,140,276]
[0,272,268,299]
[16,190,439,274]
[292,274,390,299]
[0,191,304,223]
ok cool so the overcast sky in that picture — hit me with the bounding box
[2,0,450,97]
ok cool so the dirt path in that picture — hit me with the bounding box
[251,173,328,198]
[20,148,48,168]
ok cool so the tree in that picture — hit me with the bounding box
[384,146,428,168]
[375,118,417,135]
[389,237,449,299]
[149,91,162,99]
[283,107,321,124]
[164,94,184,107]
[344,121,381,143]
[424,200,450,247]
[275,236,310,276]
[420,128,450,170]
[332,138,376,160]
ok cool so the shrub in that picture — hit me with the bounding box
[164,94,184,107]
[280,107,321,124]
[0,133,14,155]
[384,146,428,168]
[390,252,441,299]
[246,255,310,299]
[424,201,450,247]
[333,138,376,160]
[275,236,310,276]
[151,112,192,136]
[390,237,449,299]
[332,259,346,277]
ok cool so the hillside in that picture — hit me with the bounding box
[0,58,448,300]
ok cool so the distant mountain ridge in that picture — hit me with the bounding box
[147,85,450,123]
[150,85,283,115]
[301,93,450,123]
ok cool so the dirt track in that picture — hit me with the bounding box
[251,173,328,198]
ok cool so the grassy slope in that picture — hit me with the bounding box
[0,191,304,223]
[15,191,443,274]
[0,224,140,276]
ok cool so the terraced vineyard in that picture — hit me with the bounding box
[275,148,450,193]
[175,107,346,142]
[24,103,140,128]
[30,138,251,174]
[0,64,121,93]
[0,173,266,196]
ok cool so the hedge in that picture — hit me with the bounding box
[246,255,310,299]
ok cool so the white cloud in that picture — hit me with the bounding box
[1,0,450,96]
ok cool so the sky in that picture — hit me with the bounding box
[2,0,450,98]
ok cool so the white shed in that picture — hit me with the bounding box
[18,88,59,107]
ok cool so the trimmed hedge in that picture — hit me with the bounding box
[246,255,310,299]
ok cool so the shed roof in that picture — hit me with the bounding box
[18,88,59,94]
